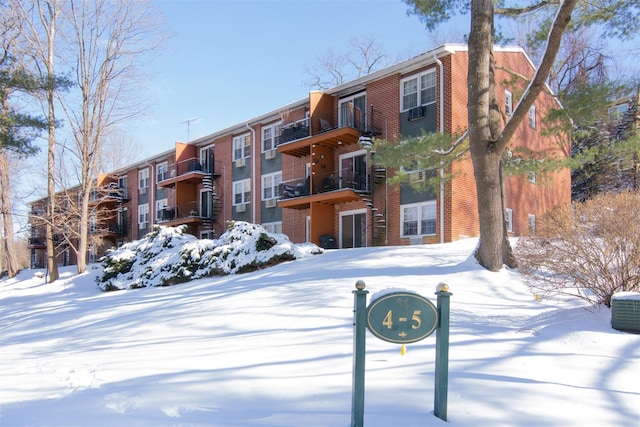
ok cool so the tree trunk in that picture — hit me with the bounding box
[43,0,60,283]
[467,0,513,271]
[0,151,21,278]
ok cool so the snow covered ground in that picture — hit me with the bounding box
[1,237,639,426]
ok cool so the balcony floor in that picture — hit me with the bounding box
[278,188,362,210]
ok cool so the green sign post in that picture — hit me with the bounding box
[351,281,451,426]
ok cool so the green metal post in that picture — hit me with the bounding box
[434,282,452,422]
[351,280,368,427]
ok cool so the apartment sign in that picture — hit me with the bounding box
[366,292,438,343]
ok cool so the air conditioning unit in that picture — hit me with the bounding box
[408,106,425,121]
[265,198,277,208]
[236,203,246,213]
[235,157,245,168]
[409,171,425,183]
[139,222,148,229]
[265,149,277,160]
[139,186,147,195]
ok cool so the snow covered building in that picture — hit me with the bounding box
[28,44,570,267]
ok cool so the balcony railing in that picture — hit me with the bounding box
[158,201,209,223]
[280,168,370,200]
[277,106,385,147]
[91,223,127,236]
[89,185,130,204]
[159,157,222,187]
[280,118,310,145]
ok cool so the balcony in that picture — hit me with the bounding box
[28,235,62,248]
[91,223,127,237]
[157,202,207,226]
[277,169,366,210]
[89,185,130,206]
[158,157,221,188]
[277,107,384,157]
[28,237,46,248]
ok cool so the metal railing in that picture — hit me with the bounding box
[280,168,370,200]
[158,201,208,222]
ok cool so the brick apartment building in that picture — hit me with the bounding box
[28,44,571,268]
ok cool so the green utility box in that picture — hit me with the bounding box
[611,292,640,333]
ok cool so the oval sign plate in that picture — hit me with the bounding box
[366,292,439,344]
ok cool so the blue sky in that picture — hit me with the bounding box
[129,0,448,158]
[122,0,638,160]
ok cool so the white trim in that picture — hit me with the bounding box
[400,68,437,112]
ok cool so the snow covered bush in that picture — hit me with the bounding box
[515,191,640,307]
[96,222,322,291]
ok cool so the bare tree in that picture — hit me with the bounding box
[303,34,391,90]
[13,0,68,282]
[55,0,162,274]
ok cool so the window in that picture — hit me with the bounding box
[262,172,282,200]
[506,208,513,233]
[262,222,283,234]
[505,90,513,116]
[155,199,167,221]
[156,162,168,183]
[262,123,281,151]
[233,179,251,205]
[233,134,251,160]
[402,201,437,236]
[138,168,149,190]
[89,214,97,234]
[138,204,149,228]
[528,214,536,234]
[528,171,536,183]
[401,69,436,111]
[528,105,536,128]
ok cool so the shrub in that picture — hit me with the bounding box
[515,191,640,307]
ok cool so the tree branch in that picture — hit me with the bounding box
[495,0,560,16]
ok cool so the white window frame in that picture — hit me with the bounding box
[233,134,251,161]
[528,105,536,128]
[506,208,513,233]
[262,172,282,200]
[401,201,437,237]
[400,69,437,111]
[233,179,251,206]
[156,162,168,184]
[138,204,149,229]
[155,198,167,221]
[262,222,283,234]
[138,168,149,190]
[262,122,281,152]
[505,90,513,116]
[528,171,536,183]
